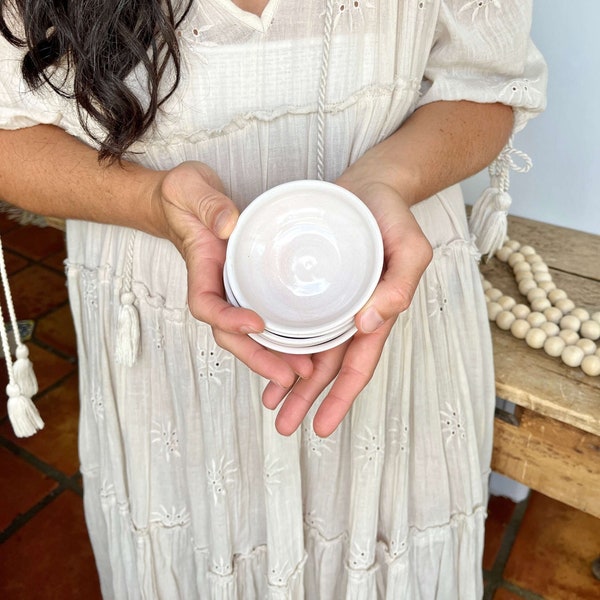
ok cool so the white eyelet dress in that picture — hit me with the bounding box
[0,1,547,598]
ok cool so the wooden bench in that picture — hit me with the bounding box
[482,216,600,518]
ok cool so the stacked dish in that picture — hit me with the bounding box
[224,180,384,354]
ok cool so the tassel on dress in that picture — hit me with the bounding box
[115,291,140,366]
[114,230,140,366]
[469,140,532,259]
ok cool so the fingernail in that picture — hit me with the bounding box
[214,209,234,238]
[240,324,262,334]
[360,306,384,333]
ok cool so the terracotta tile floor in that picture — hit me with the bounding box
[1,214,599,599]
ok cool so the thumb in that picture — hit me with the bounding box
[162,161,239,239]
[356,230,432,334]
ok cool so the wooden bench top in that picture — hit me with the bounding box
[480,215,600,436]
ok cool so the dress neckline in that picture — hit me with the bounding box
[210,0,280,33]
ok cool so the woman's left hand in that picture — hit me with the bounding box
[262,179,433,437]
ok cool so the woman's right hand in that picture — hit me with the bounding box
[151,161,314,387]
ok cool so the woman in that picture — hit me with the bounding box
[0,1,546,598]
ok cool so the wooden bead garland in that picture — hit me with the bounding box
[482,237,600,377]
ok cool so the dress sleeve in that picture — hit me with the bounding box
[418,0,547,133]
[0,27,65,131]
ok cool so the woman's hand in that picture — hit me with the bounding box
[152,161,314,387]
[262,180,433,437]
[153,162,431,438]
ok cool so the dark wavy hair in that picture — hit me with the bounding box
[0,0,192,161]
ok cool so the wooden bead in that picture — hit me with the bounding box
[525,327,547,349]
[570,308,590,322]
[538,281,557,293]
[555,298,576,314]
[494,246,514,262]
[543,307,562,324]
[527,311,546,328]
[531,262,549,273]
[526,253,543,264]
[496,310,516,331]
[513,261,532,274]
[495,246,514,262]
[512,303,531,320]
[543,336,565,357]
[559,329,579,345]
[505,240,521,251]
[559,315,581,332]
[533,272,552,284]
[547,289,568,304]
[519,245,536,256]
[531,298,551,313]
[592,312,600,325]
[582,355,600,376]
[540,321,560,337]
[518,279,537,295]
[576,338,597,356]
[561,345,584,368]
[526,288,547,302]
[482,279,492,291]
[515,271,534,284]
[510,319,531,339]
[498,295,516,310]
[485,287,503,302]
[487,302,503,321]
[508,252,525,267]
[580,319,600,341]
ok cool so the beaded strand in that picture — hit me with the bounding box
[481,238,600,377]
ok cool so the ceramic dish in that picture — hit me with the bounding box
[225,180,383,337]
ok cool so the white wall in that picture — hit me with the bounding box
[462,1,600,235]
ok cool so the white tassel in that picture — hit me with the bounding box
[470,139,532,259]
[6,382,44,438]
[0,232,43,436]
[13,344,38,398]
[115,291,140,367]
[469,187,512,258]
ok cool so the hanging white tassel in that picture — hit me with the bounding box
[0,233,43,436]
[13,343,39,398]
[469,140,532,260]
[115,291,140,367]
[115,230,140,367]
[469,187,512,258]
[6,382,44,437]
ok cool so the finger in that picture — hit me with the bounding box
[274,343,348,436]
[357,217,432,333]
[312,321,393,437]
[262,349,316,409]
[262,377,299,411]
[215,329,307,389]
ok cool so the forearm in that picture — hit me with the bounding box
[338,100,514,206]
[0,124,164,236]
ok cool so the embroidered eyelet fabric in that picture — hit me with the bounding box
[0,1,546,598]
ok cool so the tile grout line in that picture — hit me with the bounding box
[483,492,533,600]
[0,433,83,541]
[30,330,78,363]
[0,436,82,494]
[501,580,547,600]
[0,485,69,544]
